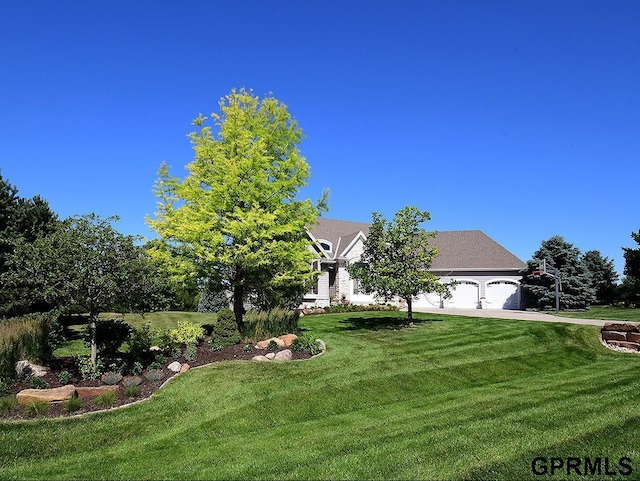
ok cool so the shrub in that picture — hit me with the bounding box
[243,307,299,341]
[147,361,162,371]
[161,321,204,349]
[57,370,72,385]
[184,343,197,362]
[170,347,182,359]
[210,308,241,347]
[63,396,82,414]
[0,379,9,397]
[77,356,104,380]
[267,339,279,351]
[130,361,144,376]
[23,399,50,417]
[30,376,48,389]
[0,395,18,414]
[0,311,64,381]
[144,370,163,382]
[95,390,117,407]
[128,324,155,363]
[101,372,123,386]
[290,333,322,356]
[124,384,140,398]
[122,376,142,388]
[84,318,132,356]
[209,342,224,352]
[243,344,252,352]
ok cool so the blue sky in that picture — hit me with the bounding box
[2,1,638,275]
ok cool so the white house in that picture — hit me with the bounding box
[303,218,527,310]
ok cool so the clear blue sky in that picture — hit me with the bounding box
[2,1,638,275]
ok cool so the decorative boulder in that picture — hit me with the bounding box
[167,361,182,372]
[17,385,76,405]
[75,385,119,399]
[16,360,49,379]
[255,337,286,349]
[180,363,190,373]
[274,349,293,361]
[277,334,298,347]
[316,339,326,352]
[265,352,276,360]
[252,355,270,362]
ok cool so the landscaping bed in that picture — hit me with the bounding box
[2,340,313,421]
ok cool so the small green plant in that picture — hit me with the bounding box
[0,395,18,414]
[101,371,123,385]
[122,376,142,388]
[130,361,144,376]
[170,347,182,359]
[144,370,163,382]
[210,308,241,347]
[0,379,9,397]
[63,396,83,414]
[124,384,140,398]
[57,370,72,385]
[243,344,252,352]
[290,333,322,356]
[154,354,167,365]
[30,376,49,389]
[95,389,118,407]
[128,324,156,363]
[147,361,163,371]
[267,339,279,351]
[184,343,197,362]
[24,399,50,417]
[161,321,204,349]
[78,356,104,380]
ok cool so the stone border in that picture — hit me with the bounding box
[600,322,640,354]
[2,340,327,423]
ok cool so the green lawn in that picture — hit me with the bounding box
[548,306,640,322]
[3,311,640,480]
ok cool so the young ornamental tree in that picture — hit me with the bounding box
[5,214,166,365]
[348,206,454,322]
[148,88,328,334]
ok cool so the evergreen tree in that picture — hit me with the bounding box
[620,231,640,307]
[521,236,595,310]
[582,250,618,305]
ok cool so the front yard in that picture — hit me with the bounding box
[1,311,639,480]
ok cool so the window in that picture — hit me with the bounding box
[317,240,332,252]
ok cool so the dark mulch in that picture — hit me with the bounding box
[1,340,313,421]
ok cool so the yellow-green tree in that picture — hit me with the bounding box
[148,88,327,333]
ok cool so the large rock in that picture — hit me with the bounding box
[627,332,640,343]
[75,385,119,399]
[607,340,640,351]
[15,360,49,379]
[17,385,76,405]
[167,361,182,372]
[252,355,270,362]
[274,349,293,361]
[602,331,627,341]
[180,363,190,373]
[255,337,286,349]
[278,334,298,347]
[265,352,276,360]
[316,339,326,352]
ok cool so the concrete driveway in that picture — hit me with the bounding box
[412,307,610,327]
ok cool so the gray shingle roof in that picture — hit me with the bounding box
[308,218,525,271]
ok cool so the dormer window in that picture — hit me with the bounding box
[318,240,332,252]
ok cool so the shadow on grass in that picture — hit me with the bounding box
[338,315,444,331]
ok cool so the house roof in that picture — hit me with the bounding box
[308,218,525,271]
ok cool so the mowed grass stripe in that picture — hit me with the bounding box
[2,312,640,480]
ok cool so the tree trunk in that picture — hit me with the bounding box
[233,285,245,336]
[89,311,98,366]
[406,297,413,324]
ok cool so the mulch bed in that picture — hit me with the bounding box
[2,341,313,421]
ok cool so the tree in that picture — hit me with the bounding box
[347,206,454,322]
[521,235,595,310]
[620,231,640,307]
[0,172,58,317]
[582,250,619,305]
[4,214,166,364]
[148,88,327,333]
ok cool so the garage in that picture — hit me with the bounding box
[486,280,520,309]
[444,281,479,308]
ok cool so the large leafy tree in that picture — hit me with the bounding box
[348,206,453,322]
[148,88,327,333]
[4,214,166,364]
[619,231,640,307]
[0,172,58,316]
[521,235,595,310]
[582,250,619,305]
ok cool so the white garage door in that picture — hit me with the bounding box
[445,281,479,308]
[486,281,519,309]
[412,292,443,308]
